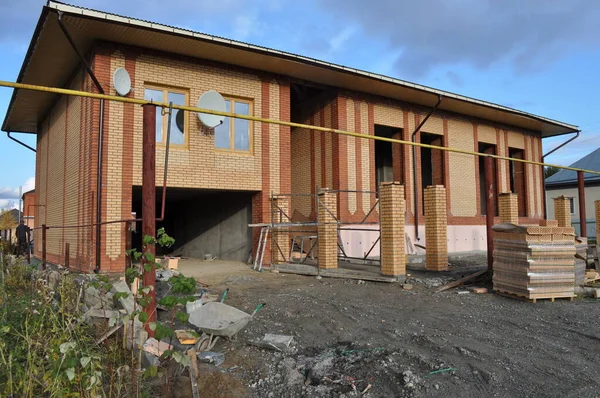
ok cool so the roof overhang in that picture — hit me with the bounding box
[2,1,580,137]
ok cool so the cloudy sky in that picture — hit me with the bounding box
[1,0,600,208]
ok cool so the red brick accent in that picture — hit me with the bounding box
[403,111,412,218]
[320,110,327,188]
[279,83,291,193]
[354,100,364,218]
[368,104,376,211]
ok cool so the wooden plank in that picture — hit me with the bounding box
[435,270,488,293]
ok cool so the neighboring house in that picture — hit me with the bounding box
[0,209,21,243]
[2,2,580,273]
[545,147,600,239]
[22,189,36,230]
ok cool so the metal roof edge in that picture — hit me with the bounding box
[44,1,578,133]
[1,5,51,132]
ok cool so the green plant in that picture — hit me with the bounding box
[0,261,131,397]
[124,228,197,396]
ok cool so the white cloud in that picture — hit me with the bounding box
[328,26,355,53]
[0,200,17,210]
[0,176,35,200]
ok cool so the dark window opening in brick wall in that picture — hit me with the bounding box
[420,132,445,214]
[509,147,527,217]
[375,125,404,195]
[478,143,499,216]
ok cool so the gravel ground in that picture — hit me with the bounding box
[173,256,600,398]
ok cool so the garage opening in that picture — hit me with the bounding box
[132,187,255,262]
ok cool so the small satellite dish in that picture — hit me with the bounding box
[197,90,226,128]
[113,67,131,96]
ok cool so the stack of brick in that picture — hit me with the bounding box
[493,222,576,301]
[575,237,587,286]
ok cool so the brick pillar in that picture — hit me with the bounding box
[498,192,519,224]
[595,200,600,244]
[424,185,448,271]
[554,195,572,227]
[271,197,289,264]
[379,182,406,277]
[318,189,338,269]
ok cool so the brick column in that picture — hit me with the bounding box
[424,185,448,271]
[595,200,600,244]
[318,189,338,269]
[379,182,406,277]
[498,192,519,224]
[271,197,289,264]
[554,195,572,227]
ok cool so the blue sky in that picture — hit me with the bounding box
[1,0,600,208]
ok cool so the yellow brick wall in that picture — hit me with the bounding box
[447,119,477,217]
[129,52,268,191]
[36,69,89,268]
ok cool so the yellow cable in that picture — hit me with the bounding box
[1,79,597,175]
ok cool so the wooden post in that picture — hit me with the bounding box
[142,104,157,336]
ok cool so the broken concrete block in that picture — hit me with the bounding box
[84,286,114,309]
[156,269,179,282]
[47,270,61,291]
[250,334,294,352]
[111,280,135,314]
[595,289,600,299]
[143,337,172,358]
[141,351,160,369]
[403,284,414,291]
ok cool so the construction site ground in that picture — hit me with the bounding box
[175,256,600,398]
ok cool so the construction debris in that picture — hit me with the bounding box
[249,334,294,352]
[198,351,225,366]
[143,337,173,358]
[435,270,487,293]
[175,330,199,345]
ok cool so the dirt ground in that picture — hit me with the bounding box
[174,256,600,398]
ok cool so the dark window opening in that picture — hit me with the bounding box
[375,125,403,192]
[479,143,499,216]
[509,147,527,217]
[420,133,445,214]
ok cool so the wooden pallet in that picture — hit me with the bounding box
[494,289,575,303]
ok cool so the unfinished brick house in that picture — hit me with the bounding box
[2,2,578,273]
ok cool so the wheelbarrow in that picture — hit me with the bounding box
[188,302,265,338]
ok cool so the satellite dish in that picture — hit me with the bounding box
[113,67,131,96]
[196,90,226,128]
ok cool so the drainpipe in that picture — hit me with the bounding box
[6,132,36,152]
[411,95,443,241]
[57,12,106,273]
[541,130,579,219]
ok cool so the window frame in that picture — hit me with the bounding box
[144,84,190,148]
[214,96,254,154]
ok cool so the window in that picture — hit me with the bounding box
[214,99,252,152]
[570,198,575,215]
[144,86,188,145]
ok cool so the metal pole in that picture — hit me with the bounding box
[65,242,70,269]
[125,221,132,271]
[484,156,495,272]
[42,224,47,270]
[142,104,157,336]
[578,170,587,237]
[26,229,31,265]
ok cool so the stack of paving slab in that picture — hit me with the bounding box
[492,220,576,301]
[575,237,588,286]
